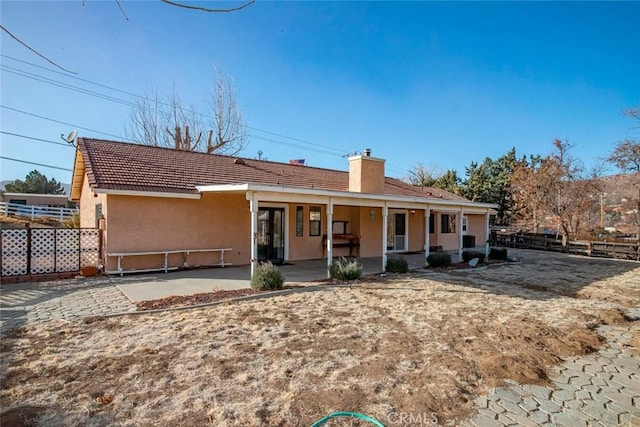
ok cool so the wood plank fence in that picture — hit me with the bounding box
[494,232,639,261]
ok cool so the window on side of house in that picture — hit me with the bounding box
[441,213,456,234]
[95,203,102,228]
[462,216,468,233]
[309,206,321,237]
[296,206,304,237]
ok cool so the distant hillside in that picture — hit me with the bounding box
[1,180,71,195]
[598,173,639,204]
[598,173,639,234]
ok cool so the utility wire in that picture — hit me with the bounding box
[0,131,73,148]
[1,66,135,107]
[1,54,144,99]
[0,156,73,172]
[1,56,350,156]
[1,59,414,176]
[1,105,124,140]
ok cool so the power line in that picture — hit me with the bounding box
[1,105,124,139]
[249,134,344,157]
[1,66,135,107]
[1,56,350,156]
[1,54,143,99]
[0,131,73,148]
[1,59,413,176]
[0,156,73,172]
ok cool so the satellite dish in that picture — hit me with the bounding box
[66,130,78,144]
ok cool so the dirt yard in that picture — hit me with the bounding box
[1,250,639,426]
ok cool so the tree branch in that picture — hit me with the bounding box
[160,0,255,13]
[114,0,130,21]
[0,25,77,74]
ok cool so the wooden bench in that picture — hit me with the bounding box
[322,234,361,258]
[106,248,232,276]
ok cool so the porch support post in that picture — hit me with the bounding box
[382,202,388,272]
[424,207,430,264]
[249,192,258,279]
[458,208,464,262]
[327,197,333,278]
[485,210,491,257]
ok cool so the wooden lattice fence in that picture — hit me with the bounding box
[1,227,101,277]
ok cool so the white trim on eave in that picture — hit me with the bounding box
[93,189,202,199]
[196,183,499,210]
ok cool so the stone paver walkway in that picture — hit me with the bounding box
[0,277,137,332]
[462,311,640,427]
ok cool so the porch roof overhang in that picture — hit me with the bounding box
[195,183,498,213]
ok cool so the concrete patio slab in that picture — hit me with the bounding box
[114,267,251,302]
[113,252,436,303]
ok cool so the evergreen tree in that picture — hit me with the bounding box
[461,148,518,225]
[4,170,65,194]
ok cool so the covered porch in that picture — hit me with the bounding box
[195,183,496,279]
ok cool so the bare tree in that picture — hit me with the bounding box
[124,86,204,151]
[510,155,548,233]
[406,164,461,195]
[205,67,247,155]
[542,140,602,244]
[125,69,247,155]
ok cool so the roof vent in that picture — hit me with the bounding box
[234,158,245,165]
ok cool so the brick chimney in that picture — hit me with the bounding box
[348,149,385,193]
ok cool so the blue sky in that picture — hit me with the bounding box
[1,1,639,187]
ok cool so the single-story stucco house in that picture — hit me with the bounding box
[69,138,497,277]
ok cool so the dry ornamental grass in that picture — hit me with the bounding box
[1,250,639,426]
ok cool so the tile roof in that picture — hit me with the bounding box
[76,138,468,201]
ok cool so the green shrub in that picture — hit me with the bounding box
[329,257,363,281]
[250,262,285,290]
[489,247,508,260]
[386,257,409,273]
[427,252,451,268]
[462,250,486,263]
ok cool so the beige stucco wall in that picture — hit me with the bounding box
[467,214,488,247]
[348,156,385,194]
[288,203,326,260]
[435,212,459,251]
[358,207,383,257]
[408,211,426,252]
[104,193,250,271]
[79,174,107,228]
[288,204,365,259]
